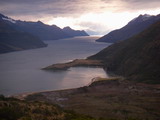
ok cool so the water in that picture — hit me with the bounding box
[0,36,110,96]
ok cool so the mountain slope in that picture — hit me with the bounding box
[15,21,71,40]
[97,14,160,43]
[89,21,160,83]
[63,26,89,37]
[0,95,96,120]
[0,14,47,54]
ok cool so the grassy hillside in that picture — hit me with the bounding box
[0,95,96,120]
[26,78,160,120]
[89,21,160,83]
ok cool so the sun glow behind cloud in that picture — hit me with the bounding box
[47,9,160,35]
[48,12,134,34]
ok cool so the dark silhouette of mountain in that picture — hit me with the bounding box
[97,14,160,43]
[0,13,89,41]
[62,26,89,37]
[89,21,160,83]
[15,21,71,40]
[0,13,90,53]
[0,14,47,54]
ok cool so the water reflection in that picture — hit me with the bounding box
[0,36,110,96]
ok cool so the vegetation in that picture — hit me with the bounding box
[0,95,99,120]
[43,59,103,70]
[26,78,160,120]
[89,21,160,83]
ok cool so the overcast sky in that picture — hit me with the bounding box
[0,0,160,35]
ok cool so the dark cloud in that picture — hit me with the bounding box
[121,0,160,11]
[0,0,159,18]
[0,0,91,17]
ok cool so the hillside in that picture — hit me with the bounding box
[0,14,47,54]
[0,13,89,42]
[26,77,160,120]
[0,95,95,120]
[15,21,71,40]
[97,14,160,43]
[89,21,160,83]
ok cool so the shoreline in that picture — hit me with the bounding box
[42,59,104,70]
[12,77,160,119]
[13,58,107,100]
[13,76,109,100]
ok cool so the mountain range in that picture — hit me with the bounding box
[0,13,89,54]
[97,14,160,43]
[63,26,89,37]
[0,14,47,54]
[89,20,160,83]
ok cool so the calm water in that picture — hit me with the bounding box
[0,36,110,96]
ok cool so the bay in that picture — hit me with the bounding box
[0,36,110,96]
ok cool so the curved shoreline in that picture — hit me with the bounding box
[42,59,104,70]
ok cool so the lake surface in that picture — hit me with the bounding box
[0,36,110,96]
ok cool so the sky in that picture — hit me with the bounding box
[0,0,160,35]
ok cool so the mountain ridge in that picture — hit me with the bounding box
[97,14,160,43]
[89,21,160,83]
[0,14,47,54]
[63,26,89,37]
[0,13,89,54]
[0,13,89,41]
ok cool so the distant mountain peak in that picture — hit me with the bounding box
[138,14,152,20]
[131,14,153,23]
[63,26,72,30]
[37,20,43,24]
[0,13,16,23]
[0,13,6,18]
[2,17,16,23]
[97,13,160,43]
[62,26,89,37]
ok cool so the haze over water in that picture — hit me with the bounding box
[0,36,110,96]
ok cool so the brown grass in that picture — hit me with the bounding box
[42,59,104,70]
[25,79,160,120]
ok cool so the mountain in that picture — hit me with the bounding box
[0,13,90,54]
[89,21,160,84]
[0,13,89,41]
[62,26,89,37]
[97,14,160,43]
[15,21,71,40]
[0,14,47,54]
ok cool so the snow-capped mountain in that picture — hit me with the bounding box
[97,14,160,43]
[0,13,89,41]
[0,13,47,54]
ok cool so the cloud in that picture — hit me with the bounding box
[0,0,159,34]
[0,0,159,18]
[121,0,160,11]
[0,0,92,17]
[77,22,110,35]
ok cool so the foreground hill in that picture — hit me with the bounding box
[97,14,160,43]
[0,14,47,54]
[89,21,160,83]
[26,77,160,120]
[63,26,89,37]
[0,95,95,120]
